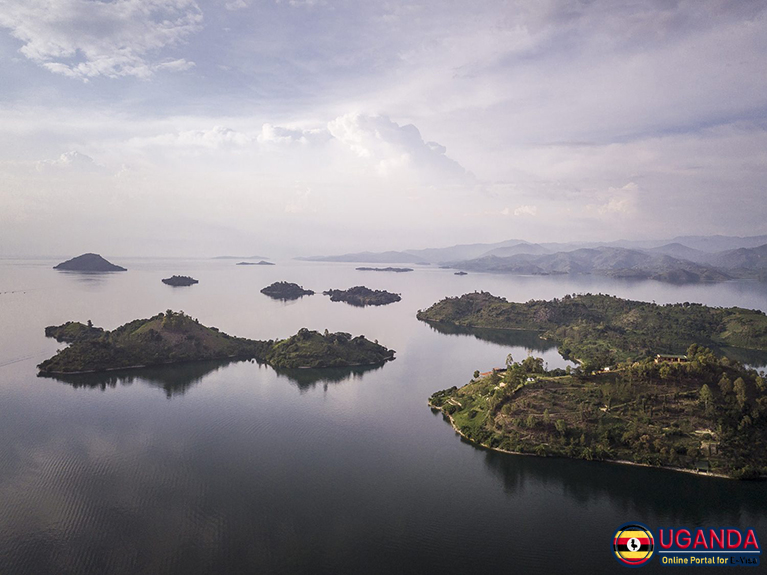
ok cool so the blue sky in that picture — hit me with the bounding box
[1,0,766,257]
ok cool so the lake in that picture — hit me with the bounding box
[1,258,766,574]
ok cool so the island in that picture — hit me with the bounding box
[454,271,468,275]
[421,292,767,478]
[264,328,395,368]
[355,267,413,273]
[54,253,126,272]
[429,346,767,479]
[260,281,315,300]
[38,311,395,374]
[323,286,402,307]
[237,261,274,266]
[417,292,767,369]
[162,275,198,287]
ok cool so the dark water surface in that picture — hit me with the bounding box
[1,258,766,574]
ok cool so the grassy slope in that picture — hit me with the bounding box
[429,349,767,478]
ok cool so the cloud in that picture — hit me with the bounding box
[130,126,253,149]
[590,182,639,217]
[257,123,330,145]
[327,113,470,179]
[513,205,538,217]
[0,0,202,79]
[35,150,103,173]
[284,187,313,213]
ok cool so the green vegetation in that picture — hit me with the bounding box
[323,286,401,307]
[429,346,767,478]
[417,292,767,369]
[260,281,314,300]
[265,328,395,368]
[38,311,394,374]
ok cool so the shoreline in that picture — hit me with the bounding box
[428,401,736,481]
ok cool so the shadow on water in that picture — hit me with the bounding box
[272,363,384,392]
[38,359,237,398]
[422,321,556,352]
[477,438,767,523]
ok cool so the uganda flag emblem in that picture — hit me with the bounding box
[613,523,654,567]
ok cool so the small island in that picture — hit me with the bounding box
[38,311,395,374]
[237,261,274,266]
[323,286,401,307]
[162,275,199,287]
[454,271,468,276]
[54,253,126,272]
[265,328,395,368]
[429,346,767,479]
[260,281,315,300]
[355,267,413,273]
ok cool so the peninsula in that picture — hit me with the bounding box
[162,275,198,287]
[429,346,767,479]
[260,281,314,300]
[417,292,767,370]
[54,253,126,272]
[323,286,401,307]
[38,311,395,374]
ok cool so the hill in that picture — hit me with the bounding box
[417,292,767,369]
[429,347,767,478]
[38,311,395,374]
[265,328,395,368]
[297,251,427,264]
[54,253,126,272]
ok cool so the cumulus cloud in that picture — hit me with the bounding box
[35,150,103,173]
[327,113,469,179]
[0,0,202,79]
[257,123,330,145]
[590,182,639,217]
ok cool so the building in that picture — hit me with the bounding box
[654,354,688,364]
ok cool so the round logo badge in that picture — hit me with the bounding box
[613,523,654,567]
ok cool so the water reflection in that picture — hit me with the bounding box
[422,321,556,352]
[480,442,767,523]
[38,359,236,397]
[272,364,384,391]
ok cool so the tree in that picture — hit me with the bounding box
[734,378,747,410]
[699,384,714,415]
[506,353,515,368]
[473,370,480,379]
[543,409,551,425]
[555,419,567,436]
[718,374,733,394]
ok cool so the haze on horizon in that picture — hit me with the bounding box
[1,0,766,259]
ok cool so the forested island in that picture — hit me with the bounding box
[417,292,767,371]
[162,275,198,286]
[260,281,315,300]
[38,311,394,374]
[429,347,767,478]
[323,286,401,307]
[355,267,413,273]
[54,253,126,272]
[421,292,767,478]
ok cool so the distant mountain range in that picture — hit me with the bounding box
[297,235,767,283]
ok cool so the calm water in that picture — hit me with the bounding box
[1,258,766,574]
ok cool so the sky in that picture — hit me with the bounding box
[0,0,766,258]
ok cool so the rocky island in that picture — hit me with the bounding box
[355,267,413,273]
[38,311,395,374]
[260,281,315,300]
[162,275,199,286]
[54,253,126,272]
[237,260,274,266]
[323,286,401,307]
[429,346,767,479]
